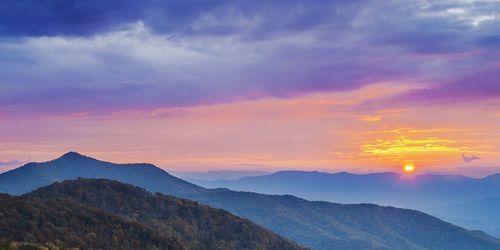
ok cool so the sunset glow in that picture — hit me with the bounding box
[0,0,499,177]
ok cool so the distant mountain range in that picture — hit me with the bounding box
[0,178,303,250]
[191,170,500,209]
[428,197,500,238]
[1,152,499,250]
[191,170,500,238]
[172,170,269,181]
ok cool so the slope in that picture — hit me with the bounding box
[427,197,500,238]
[1,179,304,250]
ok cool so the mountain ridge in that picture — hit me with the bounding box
[192,170,500,239]
[192,169,500,208]
[0,152,205,196]
[1,152,499,250]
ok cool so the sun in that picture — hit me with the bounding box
[403,163,415,173]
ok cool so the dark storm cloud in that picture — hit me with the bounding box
[0,0,363,38]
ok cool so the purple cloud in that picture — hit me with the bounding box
[0,0,499,116]
[462,154,480,163]
[356,65,500,112]
[392,67,500,103]
[0,160,23,167]
[0,160,24,173]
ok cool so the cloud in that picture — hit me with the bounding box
[462,153,480,163]
[0,0,499,116]
[0,160,23,167]
[0,21,411,116]
[359,115,382,122]
[358,66,500,111]
[362,136,467,157]
[0,160,24,172]
[0,0,364,38]
[399,67,500,102]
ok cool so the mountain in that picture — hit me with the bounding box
[1,152,499,250]
[427,197,500,238]
[192,170,500,209]
[172,170,269,181]
[193,171,500,241]
[191,188,500,250]
[0,152,206,196]
[0,178,304,250]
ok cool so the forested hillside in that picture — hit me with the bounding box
[0,179,304,250]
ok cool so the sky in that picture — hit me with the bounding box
[0,0,499,176]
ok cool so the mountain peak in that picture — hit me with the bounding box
[57,151,93,161]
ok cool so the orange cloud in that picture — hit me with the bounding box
[1,83,498,175]
[362,136,471,156]
[359,115,382,122]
